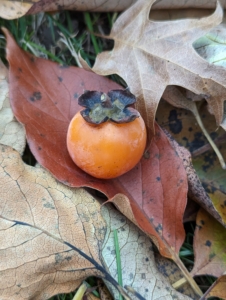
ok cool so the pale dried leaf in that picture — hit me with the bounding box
[92,0,226,136]
[0,1,37,19]
[0,60,25,155]
[101,204,193,300]
[0,144,119,299]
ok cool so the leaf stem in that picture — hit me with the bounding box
[114,229,123,300]
[172,254,203,296]
[192,103,226,169]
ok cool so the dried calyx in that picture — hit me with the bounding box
[78,89,140,124]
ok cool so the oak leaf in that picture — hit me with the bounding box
[88,0,226,135]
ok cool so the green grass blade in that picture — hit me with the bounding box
[114,229,123,300]
[84,12,100,55]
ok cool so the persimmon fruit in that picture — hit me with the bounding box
[67,89,147,179]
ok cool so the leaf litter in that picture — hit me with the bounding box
[2,0,226,298]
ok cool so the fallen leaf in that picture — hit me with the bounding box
[155,253,199,300]
[0,1,36,19]
[88,0,226,135]
[0,59,25,155]
[156,98,226,226]
[200,273,226,300]
[5,30,201,295]
[191,209,226,278]
[101,204,193,300]
[0,144,134,300]
[0,0,137,20]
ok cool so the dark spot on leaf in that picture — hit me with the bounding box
[143,150,150,159]
[196,225,202,230]
[155,223,162,233]
[141,273,146,279]
[202,182,217,194]
[30,91,42,102]
[38,147,42,150]
[55,253,63,264]
[17,284,21,287]
[74,93,79,99]
[188,127,193,132]
[43,202,55,209]
[168,110,182,134]
[156,177,161,181]
[30,56,35,63]
[205,240,211,247]
[34,91,42,100]
[18,67,22,72]
[145,288,149,292]
[200,220,205,225]
[58,76,63,82]
[145,257,149,262]
[202,152,217,172]
[129,273,134,280]
[65,256,72,261]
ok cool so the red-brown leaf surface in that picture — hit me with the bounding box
[5,29,202,294]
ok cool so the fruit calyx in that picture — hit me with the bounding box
[78,89,140,124]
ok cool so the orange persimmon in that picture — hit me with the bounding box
[67,89,147,179]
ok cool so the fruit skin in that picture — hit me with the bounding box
[67,111,147,179]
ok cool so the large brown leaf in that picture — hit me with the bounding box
[0,144,129,299]
[5,30,202,295]
[88,0,226,136]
